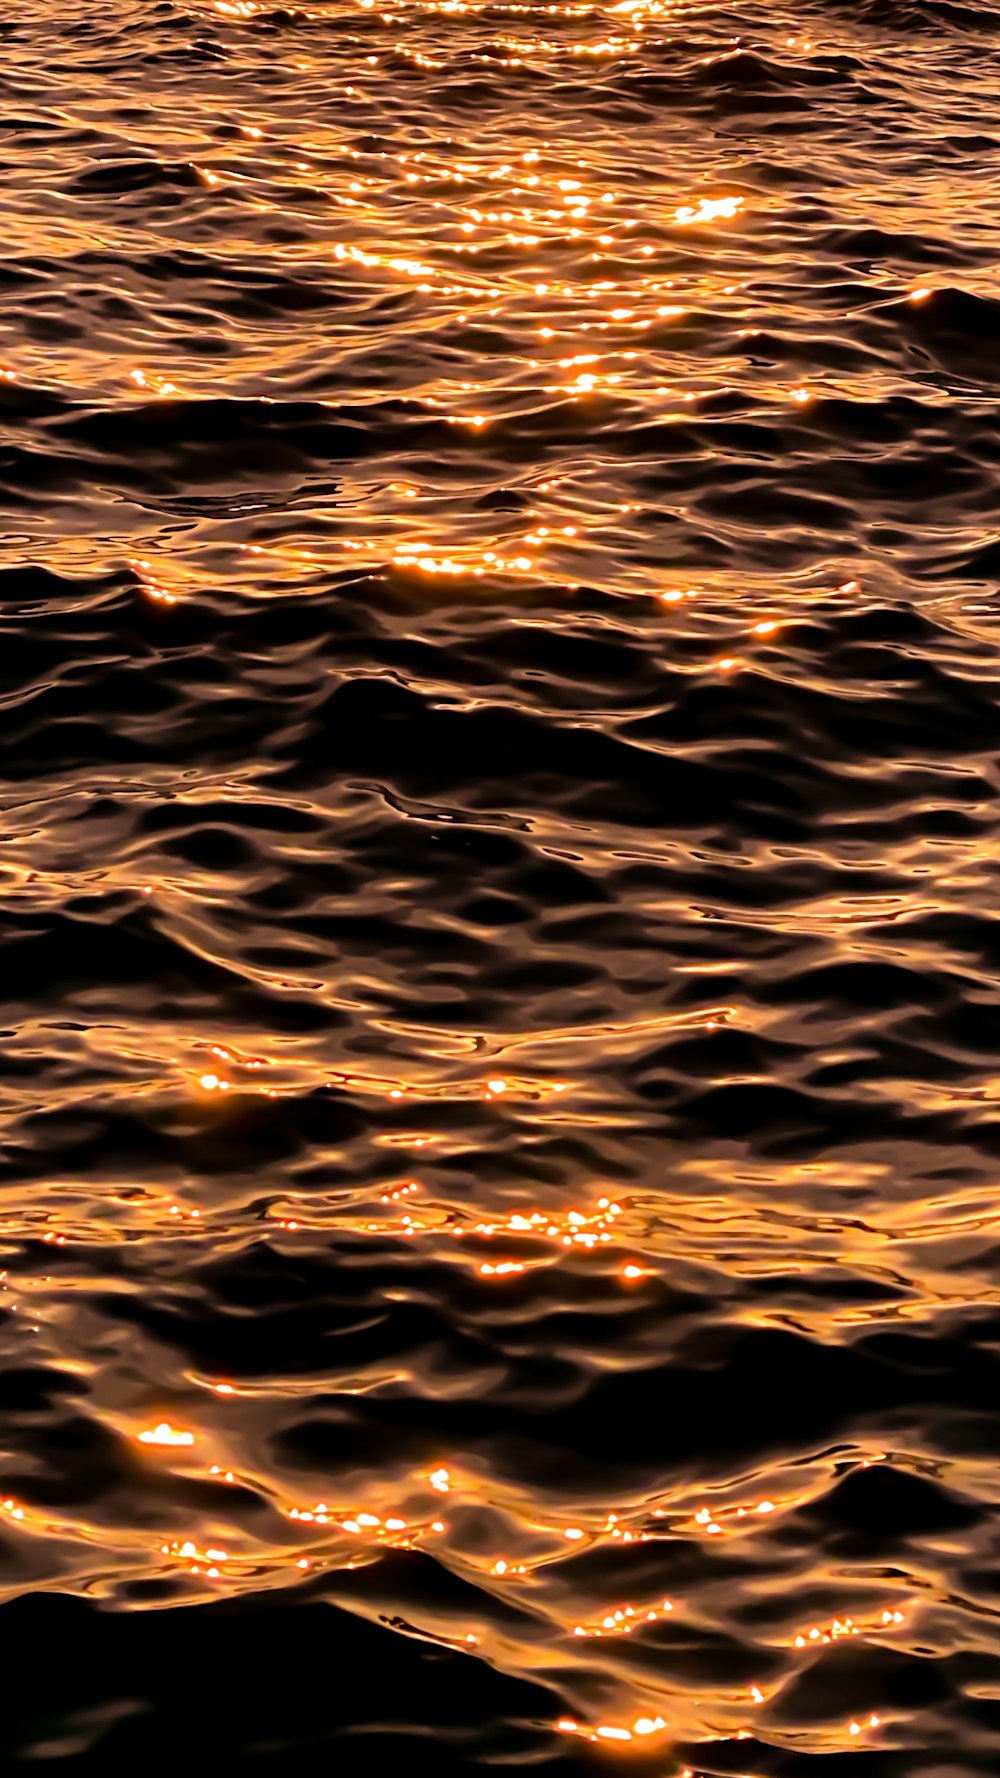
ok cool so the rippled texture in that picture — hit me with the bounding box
[4,0,1000,1769]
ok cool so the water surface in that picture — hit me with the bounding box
[3,0,1000,1770]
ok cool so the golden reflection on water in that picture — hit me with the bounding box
[5,0,1000,1767]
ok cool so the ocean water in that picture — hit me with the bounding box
[3,0,1000,1769]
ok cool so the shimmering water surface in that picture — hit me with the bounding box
[4,0,1000,1769]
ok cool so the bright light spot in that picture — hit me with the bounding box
[674,195,744,226]
[138,1423,194,1447]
